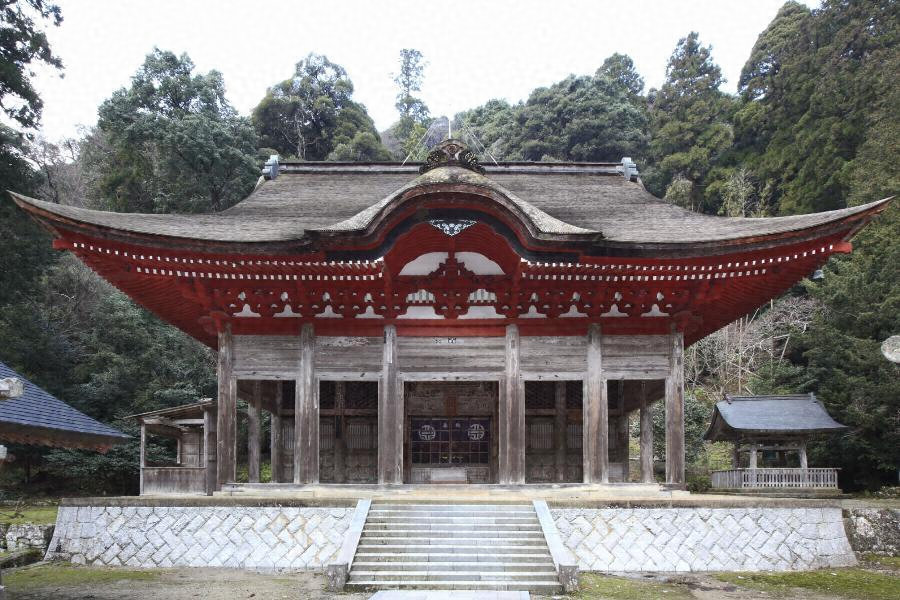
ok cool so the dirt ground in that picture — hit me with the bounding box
[3,563,898,600]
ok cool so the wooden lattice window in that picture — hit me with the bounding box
[565,381,583,409]
[410,417,491,465]
[346,381,378,410]
[525,381,556,410]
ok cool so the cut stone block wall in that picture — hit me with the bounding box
[5,524,54,551]
[551,507,856,572]
[844,508,900,555]
[47,506,353,570]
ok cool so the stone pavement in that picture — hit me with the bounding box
[369,592,530,600]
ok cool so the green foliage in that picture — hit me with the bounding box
[391,48,430,151]
[0,1,62,130]
[575,574,693,600]
[645,32,733,211]
[715,569,900,600]
[459,53,649,162]
[734,0,898,214]
[252,53,389,161]
[87,49,259,213]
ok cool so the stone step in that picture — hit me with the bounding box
[350,571,556,583]
[372,504,534,511]
[356,544,550,554]
[359,537,546,547]
[366,517,539,525]
[345,580,562,593]
[351,562,557,572]
[352,553,553,563]
[369,509,537,518]
[363,523,542,531]
[361,529,544,539]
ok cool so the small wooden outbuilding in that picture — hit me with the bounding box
[128,400,217,495]
[705,393,847,490]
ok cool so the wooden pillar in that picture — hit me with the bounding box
[585,324,608,483]
[639,381,654,483]
[203,405,217,495]
[248,381,262,483]
[748,444,758,469]
[216,324,237,486]
[334,382,347,483]
[617,381,629,482]
[798,442,808,469]
[270,383,283,483]
[500,324,525,484]
[378,324,402,484]
[554,381,567,483]
[294,323,318,484]
[732,443,741,469]
[664,328,685,486]
[139,423,146,495]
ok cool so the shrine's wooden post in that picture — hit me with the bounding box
[554,381,567,483]
[378,325,402,484]
[617,380,629,481]
[499,324,525,484]
[639,381,654,483]
[203,404,217,494]
[585,324,609,483]
[665,328,685,486]
[248,380,262,483]
[216,324,236,486]
[270,384,283,483]
[294,323,318,484]
[139,423,146,495]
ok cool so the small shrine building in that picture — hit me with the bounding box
[11,140,890,492]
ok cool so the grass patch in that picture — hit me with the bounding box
[0,504,58,525]
[863,554,900,569]
[5,564,162,590]
[715,568,899,600]
[574,573,693,599]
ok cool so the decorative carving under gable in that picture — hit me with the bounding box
[419,139,486,175]
[429,219,476,237]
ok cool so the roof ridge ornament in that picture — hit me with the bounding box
[420,139,486,175]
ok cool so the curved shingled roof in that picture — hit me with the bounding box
[704,394,847,441]
[8,160,891,257]
[0,361,129,451]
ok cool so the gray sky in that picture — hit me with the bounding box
[32,0,818,142]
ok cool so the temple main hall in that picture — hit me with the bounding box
[11,140,890,494]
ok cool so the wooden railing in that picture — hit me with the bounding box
[711,468,839,489]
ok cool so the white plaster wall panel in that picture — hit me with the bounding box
[551,507,855,572]
[47,506,353,571]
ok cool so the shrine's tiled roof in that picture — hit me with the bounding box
[0,361,129,450]
[704,394,847,441]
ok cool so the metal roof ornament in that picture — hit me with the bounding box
[420,139,486,175]
[428,218,476,236]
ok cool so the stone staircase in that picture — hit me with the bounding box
[345,503,563,593]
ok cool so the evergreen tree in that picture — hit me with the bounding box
[646,32,733,212]
[252,53,390,161]
[88,49,259,213]
[391,48,430,150]
[459,54,648,162]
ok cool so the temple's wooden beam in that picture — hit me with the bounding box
[584,324,608,483]
[216,324,237,486]
[639,381,654,483]
[203,405,217,495]
[499,324,525,484]
[665,329,685,486]
[248,380,261,483]
[270,383,283,483]
[294,323,318,484]
[378,325,402,484]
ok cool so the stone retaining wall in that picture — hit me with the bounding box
[47,505,353,570]
[844,508,900,555]
[5,524,54,551]
[551,507,856,572]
